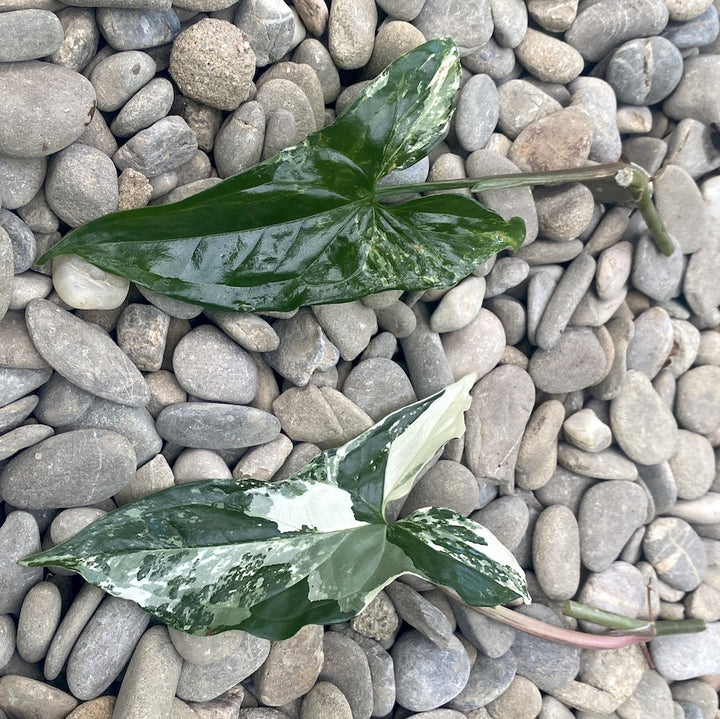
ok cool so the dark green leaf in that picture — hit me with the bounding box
[39,39,524,312]
[22,376,529,640]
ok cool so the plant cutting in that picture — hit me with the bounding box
[37,38,673,314]
[22,375,704,649]
[23,39,702,650]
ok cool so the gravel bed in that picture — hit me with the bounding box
[1,0,720,717]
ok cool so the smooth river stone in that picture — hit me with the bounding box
[0,61,96,158]
[156,402,280,449]
[0,429,136,509]
[25,299,150,407]
[610,370,678,465]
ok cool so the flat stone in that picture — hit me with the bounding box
[384,582,454,649]
[0,428,136,509]
[0,423,54,461]
[156,402,280,450]
[176,632,270,703]
[110,77,175,138]
[515,27,584,83]
[25,299,150,407]
[451,599,515,659]
[253,624,324,706]
[515,399,565,490]
[448,649,517,712]
[430,276,486,334]
[558,443,637,481]
[455,73,499,152]
[16,581,62,664]
[0,395,38,434]
[300,681,353,719]
[0,61,96,158]
[392,630,471,712]
[97,7,180,51]
[0,511,42,614]
[580,644,647,705]
[464,365,535,491]
[311,301,378,361]
[625,307,674,379]
[0,676,78,718]
[0,367,51,409]
[90,50,156,112]
[565,0,670,62]
[0,9,63,62]
[663,4,719,47]
[578,480,648,572]
[675,365,720,435]
[569,76,622,162]
[668,429,715,500]
[651,622,720,681]
[533,505,581,600]
[66,596,151,701]
[0,209,35,274]
[664,55,720,126]
[412,0,493,55]
[644,517,707,591]
[401,459,480,518]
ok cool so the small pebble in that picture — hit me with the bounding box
[644,517,707,591]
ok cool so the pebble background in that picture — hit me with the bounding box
[0,0,719,717]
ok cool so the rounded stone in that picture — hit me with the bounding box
[643,517,707,591]
[0,61,96,158]
[668,429,716,500]
[455,73,499,152]
[328,0,378,70]
[0,428,136,509]
[497,79,562,140]
[664,55,720,126]
[0,10,63,62]
[442,308,506,382]
[96,7,180,51]
[256,78,316,143]
[515,27,584,83]
[675,365,720,435]
[301,681,353,719]
[0,676,78,718]
[173,324,258,405]
[533,504,581,600]
[25,299,149,406]
[578,480,649,572]
[45,143,119,228]
[311,301,378,361]
[610,370,678,465]
[471,495,530,552]
[401,459,480,518]
[51,7,100,73]
[341,358,416,422]
[90,50,156,112]
[0,511,42,615]
[110,77,175,138]
[413,0,493,55]
[430,276,486,334]
[366,20,426,76]
[16,581,62,664]
[562,408,612,453]
[169,19,256,111]
[392,630,471,712]
[534,183,595,241]
[626,307,674,379]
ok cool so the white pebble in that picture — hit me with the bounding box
[52,254,129,310]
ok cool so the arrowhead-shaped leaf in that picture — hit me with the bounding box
[38,39,524,312]
[22,376,530,640]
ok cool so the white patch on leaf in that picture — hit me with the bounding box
[245,480,367,534]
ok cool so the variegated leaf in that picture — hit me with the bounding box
[22,376,529,639]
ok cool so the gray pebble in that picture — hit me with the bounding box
[472,495,530,552]
[97,7,180,51]
[401,459,479,518]
[558,443,638,481]
[565,0,670,62]
[16,581,61,664]
[16,190,58,235]
[349,592,399,643]
[675,365,720,435]
[0,511,42,614]
[293,38,341,104]
[0,424,54,462]
[684,235,720,327]
[257,61,325,130]
[442,308,505,382]
[45,142,118,228]
[626,306,674,379]
[176,632,270,702]
[264,308,339,387]
[529,327,609,393]
[0,310,48,369]
[0,210,35,274]
[116,302,170,372]
[170,95,222,154]
[666,118,720,180]
[318,631,374,719]
[483,296,525,345]
[535,466,596,515]
[157,402,280,450]
[563,408,611,453]
[0,614,14,669]
[535,183,595,242]
[373,299,416,339]
[341,358,416,422]
[392,630,470,712]
[632,232,684,303]
[51,7,99,73]
[66,596,151,701]
[113,626,182,719]
[651,622,720,681]
[490,0,528,47]
[253,624,324,706]
[113,115,198,176]
[455,74,499,152]
[430,276,485,334]
[0,367,51,408]
[78,104,119,158]
[33,374,92,427]
[448,649,516,711]
[115,453,174,505]
[654,164,708,253]
[65,396,162,466]
[663,4,719,47]
[172,448,231,483]
[385,582,454,649]
[497,79,561,140]
[462,37,516,79]
[366,20,426,77]
[234,0,295,67]
[0,60,96,158]
[515,27,584,83]
[300,681,353,719]
[204,310,279,353]
[414,0,493,54]
[451,597,514,658]
[569,77,622,163]
[0,10,63,62]
[0,155,46,212]
[0,428,135,509]
[90,50,156,112]
[0,676,78,718]
[465,365,535,491]
[26,299,149,407]
[606,37,683,105]
[111,77,175,137]
[311,302,377,362]
[467,150,539,244]
[173,325,258,404]
[512,603,580,691]
[515,399,565,491]
[375,0,425,20]
[509,106,593,172]
[645,517,707,593]
[261,108,297,160]
[484,257,529,298]
[50,507,106,545]
[0,230,13,321]
[664,55,720,126]
[669,429,715,500]
[610,370,678,465]
[212,101,266,178]
[0,395,38,434]
[578,480,648,572]
[533,505,581,600]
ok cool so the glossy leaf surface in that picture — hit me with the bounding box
[39,39,524,312]
[23,376,530,640]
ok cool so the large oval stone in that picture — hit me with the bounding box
[25,299,149,407]
[0,61,96,158]
[0,429,136,509]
